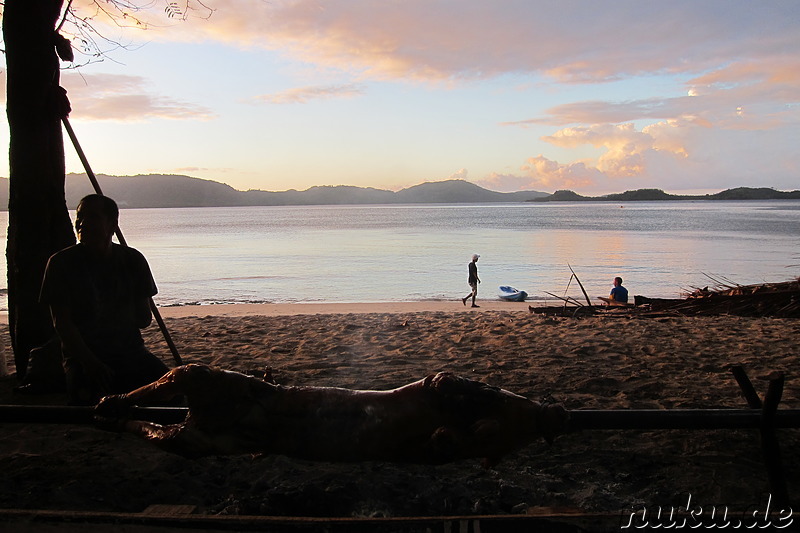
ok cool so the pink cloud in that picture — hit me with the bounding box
[487,115,800,193]
[86,1,798,85]
[60,73,214,121]
[542,123,686,178]
[520,156,601,191]
[252,84,364,104]
[479,122,690,192]
[475,172,551,193]
[58,1,800,193]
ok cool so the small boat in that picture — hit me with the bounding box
[498,285,528,302]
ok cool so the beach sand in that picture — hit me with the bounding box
[0,302,798,529]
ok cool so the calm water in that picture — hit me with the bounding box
[1,201,799,308]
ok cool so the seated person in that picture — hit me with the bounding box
[39,194,169,405]
[609,276,629,303]
[598,276,629,306]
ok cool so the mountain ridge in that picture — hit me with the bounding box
[0,174,549,209]
[533,187,800,202]
[0,174,797,209]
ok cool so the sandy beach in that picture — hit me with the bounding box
[157,300,535,319]
[0,302,798,530]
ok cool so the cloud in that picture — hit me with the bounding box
[505,98,692,127]
[67,3,799,130]
[493,51,800,193]
[520,156,603,191]
[252,84,364,104]
[542,123,688,178]
[60,73,215,121]
[499,51,800,135]
[490,121,686,192]
[474,172,548,193]
[61,1,799,193]
[156,2,798,164]
[485,116,800,193]
[447,168,469,181]
[120,1,799,85]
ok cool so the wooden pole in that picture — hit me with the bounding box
[61,117,182,366]
[566,408,800,431]
[732,366,789,506]
[3,404,799,430]
[760,372,789,507]
[567,264,593,308]
[731,365,762,408]
[0,404,188,424]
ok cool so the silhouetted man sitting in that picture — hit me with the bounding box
[40,194,168,405]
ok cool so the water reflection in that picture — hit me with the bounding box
[0,201,798,308]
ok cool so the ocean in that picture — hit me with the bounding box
[1,200,798,309]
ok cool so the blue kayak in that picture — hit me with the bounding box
[498,285,528,302]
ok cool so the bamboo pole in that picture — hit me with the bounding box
[543,292,584,307]
[0,404,188,425]
[2,404,799,430]
[61,117,183,366]
[567,263,593,308]
[565,408,800,431]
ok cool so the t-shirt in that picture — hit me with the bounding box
[610,285,629,303]
[40,243,157,361]
[468,261,478,284]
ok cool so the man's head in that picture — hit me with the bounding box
[614,277,623,286]
[472,254,480,262]
[76,194,119,251]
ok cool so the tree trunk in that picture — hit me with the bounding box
[4,0,76,379]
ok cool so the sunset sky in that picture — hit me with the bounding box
[2,0,799,195]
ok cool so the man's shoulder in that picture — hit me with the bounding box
[110,244,153,278]
[111,243,147,260]
[48,243,82,265]
[52,243,81,256]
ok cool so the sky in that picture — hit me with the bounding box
[1,0,799,195]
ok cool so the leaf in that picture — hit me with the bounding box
[165,2,183,19]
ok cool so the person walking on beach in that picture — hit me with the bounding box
[462,254,481,308]
[609,276,629,304]
[39,194,169,405]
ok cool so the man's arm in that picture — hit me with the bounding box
[128,247,156,329]
[135,297,153,329]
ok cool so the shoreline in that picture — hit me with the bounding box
[0,300,548,324]
[156,300,536,318]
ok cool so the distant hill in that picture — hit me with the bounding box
[541,190,587,202]
[64,174,245,208]
[533,187,800,202]
[0,176,798,209]
[394,180,540,203]
[0,175,548,209]
[709,187,800,200]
